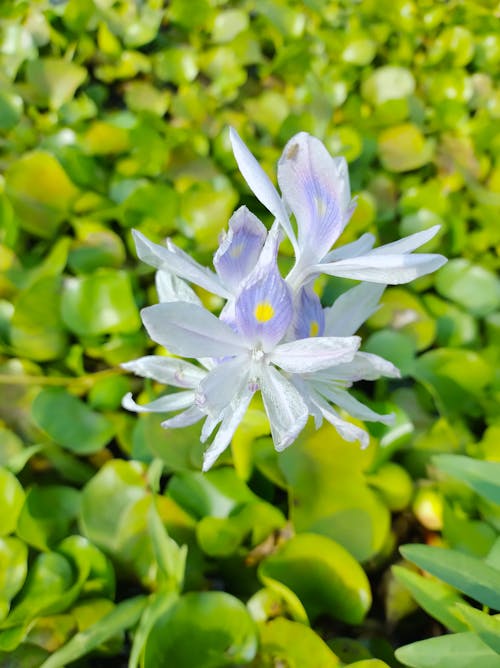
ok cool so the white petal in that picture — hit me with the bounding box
[161,405,204,429]
[196,356,249,419]
[202,387,254,471]
[312,392,369,448]
[271,336,360,373]
[121,355,205,388]
[200,414,220,443]
[122,390,195,413]
[317,253,447,284]
[155,270,201,305]
[369,225,441,255]
[323,232,376,262]
[229,127,298,250]
[323,283,386,337]
[132,230,229,298]
[319,351,401,382]
[141,302,247,359]
[260,365,308,451]
[317,385,395,425]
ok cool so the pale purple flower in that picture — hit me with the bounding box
[229,128,447,292]
[136,238,360,470]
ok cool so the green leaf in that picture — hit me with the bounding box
[254,617,340,667]
[32,387,115,455]
[16,485,80,551]
[196,501,286,557]
[0,537,28,609]
[378,124,433,172]
[433,455,500,505]
[363,330,416,376]
[148,501,187,592]
[436,259,500,317]
[0,467,24,536]
[143,592,258,667]
[39,596,147,668]
[25,58,86,110]
[259,533,372,624]
[361,66,415,105]
[413,348,493,415]
[10,276,68,361]
[79,460,147,553]
[395,632,500,668]
[457,604,500,655]
[401,544,500,610]
[61,270,140,336]
[167,468,257,519]
[5,151,79,237]
[128,592,178,668]
[278,423,390,562]
[3,552,75,628]
[392,566,467,632]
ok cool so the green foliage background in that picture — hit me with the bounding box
[0,0,500,666]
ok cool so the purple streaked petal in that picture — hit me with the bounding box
[161,405,204,429]
[155,269,201,305]
[259,365,308,451]
[369,225,441,255]
[293,287,325,339]
[121,355,206,388]
[323,232,376,262]
[141,302,247,359]
[202,386,255,471]
[132,230,229,298]
[271,336,360,373]
[122,390,195,413]
[323,283,385,337]
[229,127,297,250]
[234,269,293,350]
[195,356,249,419]
[214,206,267,292]
[316,252,448,284]
[278,133,352,263]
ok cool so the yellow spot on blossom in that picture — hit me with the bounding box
[309,320,319,337]
[254,302,275,323]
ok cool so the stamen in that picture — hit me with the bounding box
[254,301,275,323]
[309,321,319,337]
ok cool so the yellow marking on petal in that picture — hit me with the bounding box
[309,320,319,337]
[254,302,275,323]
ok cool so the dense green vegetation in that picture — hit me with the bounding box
[1,0,500,666]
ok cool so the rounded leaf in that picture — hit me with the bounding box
[258,533,372,624]
[144,591,258,667]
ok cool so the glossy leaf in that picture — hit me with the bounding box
[401,544,500,610]
[254,617,340,667]
[32,387,115,455]
[433,454,500,505]
[143,592,258,667]
[259,533,372,624]
[396,632,500,668]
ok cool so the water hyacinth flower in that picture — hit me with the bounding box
[229,128,447,292]
[122,127,447,470]
[129,228,361,471]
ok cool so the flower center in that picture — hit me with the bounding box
[309,320,319,337]
[254,301,275,323]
